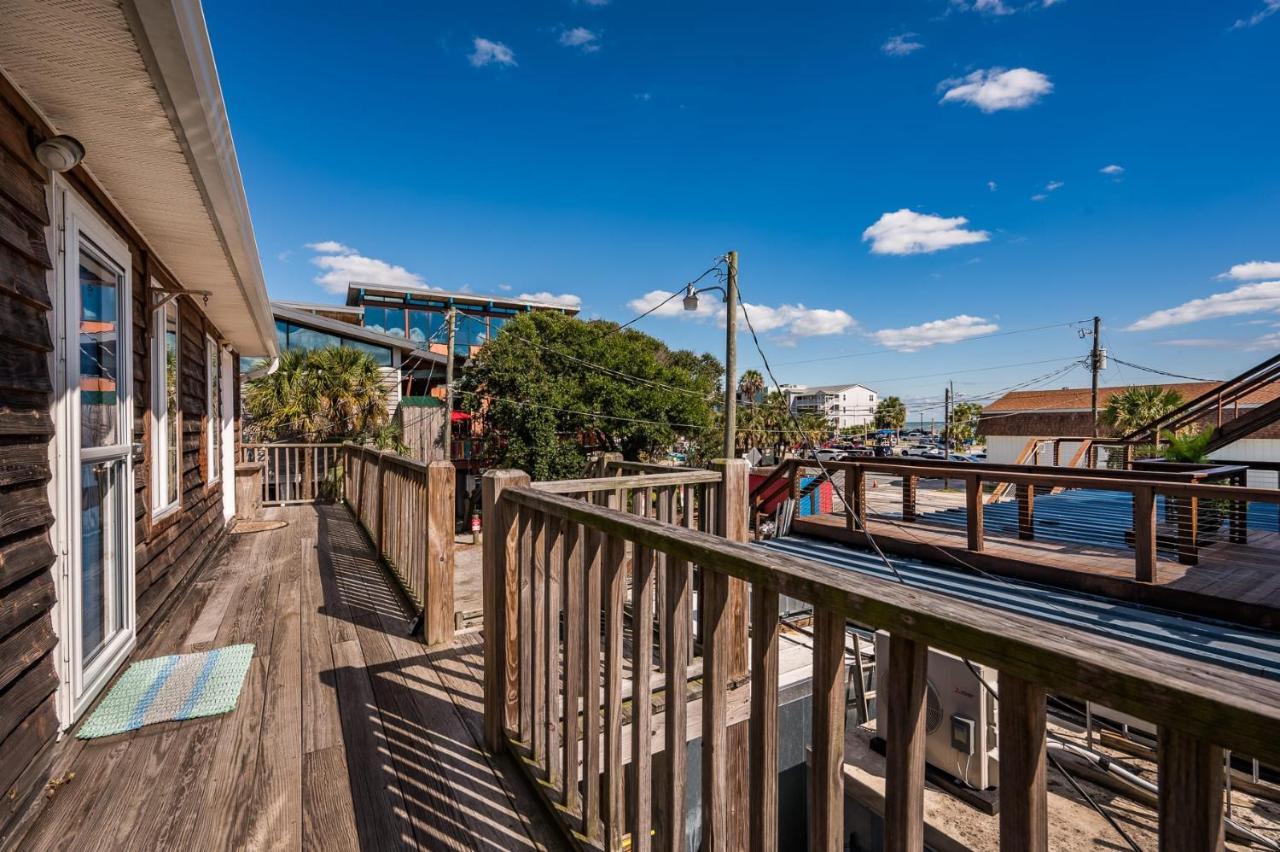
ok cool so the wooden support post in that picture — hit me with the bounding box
[424,461,455,646]
[1229,471,1248,545]
[481,469,529,752]
[1158,727,1225,852]
[1175,495,1199,566]
[966,474,984,552]
[810,608,845,852]
[846,465,867,531]
[884,634,928,852]
[1134,486,1157,583]
[998,673,1048,852]
[749,582,780,852]
[1017,482,1035,541]
[901,474,917,523]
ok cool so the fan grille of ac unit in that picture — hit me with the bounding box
[925,681,943,734]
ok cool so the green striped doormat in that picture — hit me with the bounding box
[77,644,254,739]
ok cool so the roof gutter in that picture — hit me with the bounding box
[121,0,277,358]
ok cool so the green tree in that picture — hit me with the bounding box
[457,311,722,480]
[1101,385,1184,434]
[873,396,907,430]
[244,347,394,443]
[949,401,985,447]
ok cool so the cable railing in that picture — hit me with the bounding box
[481,458,1280,851]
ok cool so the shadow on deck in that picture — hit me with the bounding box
[17,504,564,852]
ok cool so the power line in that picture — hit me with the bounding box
[1107,356,1219,384]
[592,258,727,340]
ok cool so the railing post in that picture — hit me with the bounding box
[901,473,917,523]
[1175,494,1199,566]
[424,461,456,646]
[374,450,386,551]
[749,581,780,852]
[481,469,529,753]
[1134,486,1157,583]
[1229,470,1248,545]
[1157,727,1225,851]
[846,464,866,531]
[998,673,1048,852]
[883,633,927,852]
[1017,482,1035,541]
[966,474,984,552]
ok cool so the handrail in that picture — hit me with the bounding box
[340,442,456,645]
[482,461,1277,851]
[240,442,344,505]
[535,469,722,494]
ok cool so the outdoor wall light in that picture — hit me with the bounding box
[33,135,85,172]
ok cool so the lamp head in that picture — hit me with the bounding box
[682,284,699,312]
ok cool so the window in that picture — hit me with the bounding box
[408,309,444,344]
[151,299,181,516]
[275,319,393,366]
[206,335,222,483]
[364,306,405,337]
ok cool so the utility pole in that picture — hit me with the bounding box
[1089,315,1102,438]
[442,307,456,461]
[944,383,952,453]
[723,250,738,459]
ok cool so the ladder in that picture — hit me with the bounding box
[847,629,876,726]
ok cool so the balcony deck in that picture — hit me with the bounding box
[19,504,564,852]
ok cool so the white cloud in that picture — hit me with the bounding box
[871,315,1000,352]
[951,0,1016,13]
[469,38,516,67]
[861,209,990,256]
[1043,0,1066,5]
[987,180,998,191]
[1159,332,1280,351]
[308,242,425,295]
[634,92,652,102]
[1045,180,1064,191]
[1030,193,1048,202]
[1126,280,1280,331]
[1219,261,1280,281]
[1233,0,1280,28]
[497,283,513,291]
[306,240,354,254]
[575,0,609,5]
[1100,164,1125,175]
[882,34,924,56]
[517,291,583,308]
[940,67,1052,112]
[559,27,600,52]
[623,291,854,337]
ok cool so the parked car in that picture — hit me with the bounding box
[846,446,875,458]
[902,446,945,459]
[811,447,846,462]
[948,453,981,463]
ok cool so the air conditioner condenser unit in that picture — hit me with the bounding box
[874,632,1000,789]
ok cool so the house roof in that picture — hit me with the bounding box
[983,381,1280,414]
[346,282,581,315]
[273,304,448,365]
[787,384,874,395]
[0,0,277,357]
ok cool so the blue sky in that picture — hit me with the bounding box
[206,0,1280,420]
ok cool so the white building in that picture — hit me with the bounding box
[785,384,879,430]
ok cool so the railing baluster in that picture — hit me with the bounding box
[966,473,984,551]
[545,514,563,787]
[810,608,844,852]
[1017,482,1035,541]
[582,490,607,841]
[519,506,534,744]
[998,672,1048,851]
[1157,727,1225,851]
[700,568,728,852]
[532,512,548,766]
[630,489,655,852]
[604,531,627,849]
[749,581,780,852]
[883,633,928,852]
[661,546,690,851]
[562,520,583,813]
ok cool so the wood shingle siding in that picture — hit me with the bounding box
[0,73,240,843]
[0,83,59,843]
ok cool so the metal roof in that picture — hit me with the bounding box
[346,281,581,314]
[273,304,448,365]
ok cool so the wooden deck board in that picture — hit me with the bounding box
[16,504,564,852]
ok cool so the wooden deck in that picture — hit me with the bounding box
[17,504,565,852]
[793,482,1280,629]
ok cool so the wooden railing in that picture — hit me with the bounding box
[482,459,1280,851]
[773,457,1257,576]
[342,443,455,645]
[239,442,343,505]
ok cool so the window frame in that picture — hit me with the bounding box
[150,296,182,518]
[206,334,222,484]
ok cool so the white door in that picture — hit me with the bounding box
[55,188,136,723]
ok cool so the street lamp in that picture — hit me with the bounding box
[683,251,738,459]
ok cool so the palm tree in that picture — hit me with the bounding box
[244,346,392,442]
[1101,385,1184,435]
[873,396,907,431]
[737,369,765,404]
